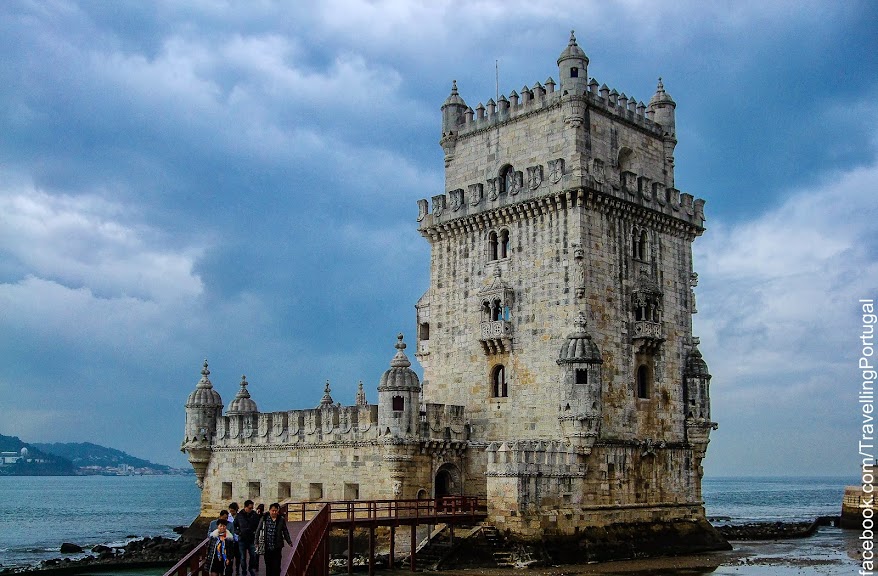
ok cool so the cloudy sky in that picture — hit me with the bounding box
[1,1,875,477]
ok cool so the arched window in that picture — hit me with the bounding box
[491,299,502,321]
[636,365,650,399]
[639,230,648,260]
[492,365,507,398]
[499,229,510,258]
[632,228,639,259]
[488,231,499,261]
[392,396,405,411]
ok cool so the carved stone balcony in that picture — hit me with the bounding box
[479,320,512,354]
[632,320,663,353]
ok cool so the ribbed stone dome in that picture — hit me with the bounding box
[378,334,421,391]
[649,78,675,106]
[442,80,466,107]
[186,360,223,408]
[227,375,258,415]
[557,30,588,65]
[557,312,602,364]
[685,345,711,378]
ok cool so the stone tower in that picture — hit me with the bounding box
[415,32,716,535]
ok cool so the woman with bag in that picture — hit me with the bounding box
[255,503,292,576]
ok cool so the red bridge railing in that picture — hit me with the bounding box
[281,503,331,576]
[163,537,209,576]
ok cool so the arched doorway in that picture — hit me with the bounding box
[434,463,461,498]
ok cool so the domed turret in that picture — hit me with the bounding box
[379,334,421,391]
[557,312,603,455]
[227,375,258,415]
[684,345,710,379]
[684,339,712,421]
[648,77,676,135]
[558,312,603,364]
[186,360,224,409]
[441,80,467,136]
[319,380,335,407]
[557,30,589,95]
[182,360,223,488]
[378,334,421,437]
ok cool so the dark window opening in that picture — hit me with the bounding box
[637,365,650,399]
[492,365,508,398]
[499,229,510,258]
[489,231,499,260]
[419,322,430,340]
[575,368,588,385]
[570,67,579,78]
[392,396,405,411]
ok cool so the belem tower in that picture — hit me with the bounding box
[183,32,720,544]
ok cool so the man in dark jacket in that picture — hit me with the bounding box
[255,503,292,576]
[235,500,260,576]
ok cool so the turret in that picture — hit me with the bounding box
[441,80,467,137]
[557,30,589,95]
[227,375,258,415]
[182,360,223,487]
[377,334,421,437]
[648,77,676,135]
[556,312,603,455]
[683,339,711,422]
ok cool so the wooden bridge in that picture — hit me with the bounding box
[164,496,487,576]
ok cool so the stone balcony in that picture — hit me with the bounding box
[632,320,663,352]
[479,320,512,354]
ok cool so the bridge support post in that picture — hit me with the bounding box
[410,524,417,572]
[389,525,395,568]
[347,528,353,574]
[368,525,375,576]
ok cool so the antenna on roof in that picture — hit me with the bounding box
[495,59,500,103]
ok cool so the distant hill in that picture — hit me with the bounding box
[0,433,76,475]
[31,441,172,472]
[0,434,181,475]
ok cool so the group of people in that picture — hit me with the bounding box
[206,500,292,576]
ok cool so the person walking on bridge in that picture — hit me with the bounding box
[236,500,260,576]
[207,518,238,576]
[255,503,291,576]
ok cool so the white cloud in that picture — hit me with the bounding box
[0,183,204,302]
[694,160,878,474]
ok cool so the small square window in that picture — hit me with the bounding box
[344,483,360,500]
[309,483,323,500]
[278,482,291,500]
[221,482,232,500]
[248,481,261,500]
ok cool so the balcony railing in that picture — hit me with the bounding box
[632,320,661,339]
[479,320,512,354]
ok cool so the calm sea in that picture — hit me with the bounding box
[0,475,200,570]
[0,474,858,572]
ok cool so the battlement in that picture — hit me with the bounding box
[209,400,468,448]
[443,77,664,141]
[417,164,706,233]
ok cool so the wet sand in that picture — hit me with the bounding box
[401,526,861,576]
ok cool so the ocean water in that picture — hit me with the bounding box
[0,474,859,572]
[0,475,200,570]
[702,475,855,524]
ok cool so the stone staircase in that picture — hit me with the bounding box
[401,522,530,570]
